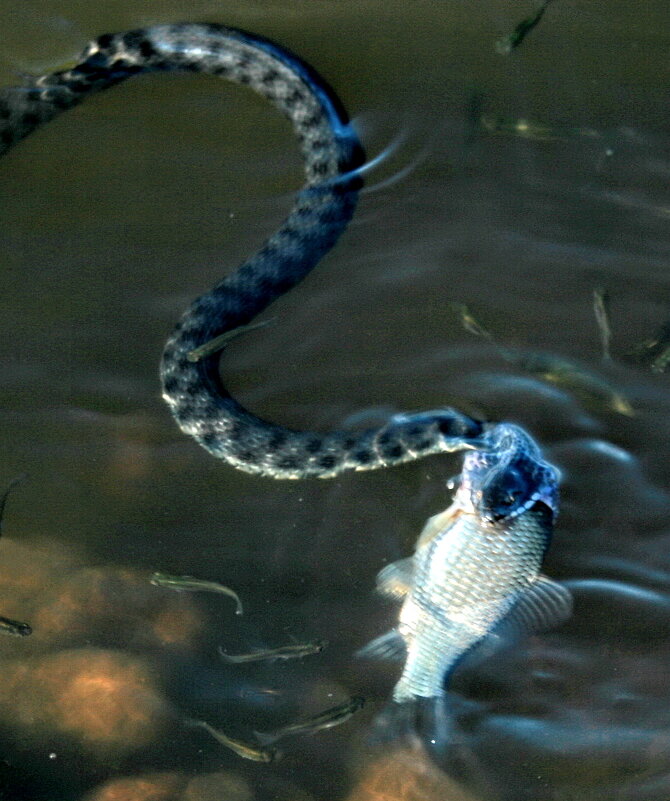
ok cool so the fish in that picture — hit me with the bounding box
[496,0,555,55]
[624,318,670,373]
[452,302,634,416]
[149,572,243,615]
[358,423,572,702]
[0,474,27,537]
[592,287,613,362]
[480,115,558,141]
[218,639,327,663]
[649,347,670,373]
[239,687,283,700]
[515,352,635,416]
[253,696,365,746]
[449,303,495,341]
[186,318,275,363]
[0,615,32,637]
[186,718,277,762]
[480,114,601,142]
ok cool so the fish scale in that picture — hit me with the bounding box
[395,508,549,701]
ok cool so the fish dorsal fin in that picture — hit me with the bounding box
[355,629,406,661]
[415,503,462,549]
[376,557,414,600]
[502,574,573,638]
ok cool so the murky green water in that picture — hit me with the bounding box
[1,1,670,799]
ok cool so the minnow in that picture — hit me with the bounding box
[186,318,275,363]
[150,572,243,615]
[253,696,364,746]
[624,318,670,373]
[452,303,634,416]
[450,303,495,341]
[0,615,32,637]
[516,352,635,416]
[480,115,558,141]
[186,718,277,762]
[496,0,555,55]
[239,687,283,700]
[218,639,327,663]
[358,423,572,702]
[593,287,613,362]
[480,114,601,142]
[0,474,27,537]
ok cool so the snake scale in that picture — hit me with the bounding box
[0,23,486,478]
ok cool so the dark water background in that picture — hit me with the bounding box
[1,1,670,799]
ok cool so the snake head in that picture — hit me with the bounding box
[479,460,559,523]
[459,423,560,524]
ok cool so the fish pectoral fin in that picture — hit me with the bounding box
[375,558,413,600]
[463,577,573,669]
[355,629,406,662]
[415,503,463,549]
[501,574,574,639]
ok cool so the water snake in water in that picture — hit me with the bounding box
[0,23,487,478]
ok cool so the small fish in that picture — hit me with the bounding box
[218,639,327,663]
[649,347,670,373]
[0,474,27,537]
[150,572,243,615]
[496,0,554,55]
[517,352,635,416]
[480,115,557,141]
[358,423,572,702]
[187,718,277,762]
[593,287,613,362]
[186,318,275,363]
[453,303,634,416]
[0,615,32,637]
[239,687,283,700]
[253,696,365,746]
[480,114,601,142]
[624,318,670,373]
[450,303,494,341]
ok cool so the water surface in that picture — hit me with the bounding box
[1,1,670,799]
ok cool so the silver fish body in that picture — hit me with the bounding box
[394,504,550,701]
[360,423,572,703]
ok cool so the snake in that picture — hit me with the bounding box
[0,23,487,478]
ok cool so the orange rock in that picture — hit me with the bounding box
[83,772,185,801]
[346,741,481,801]
[0,647,170,755]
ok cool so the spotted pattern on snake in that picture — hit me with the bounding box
[0,23,485,477]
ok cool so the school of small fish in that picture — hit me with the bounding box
[452,300,635,416]
[146,570,345,760]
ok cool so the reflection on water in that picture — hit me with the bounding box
[1,0,670,799]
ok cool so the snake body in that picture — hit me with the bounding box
[0,23,485,478]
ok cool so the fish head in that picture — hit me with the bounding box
[459,424,560,524]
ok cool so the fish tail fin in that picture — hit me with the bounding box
[355,629,406,661]
[368,696,495,796]
[252,729,278,747]
[368,692,468,751]
[217,646,241,663]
